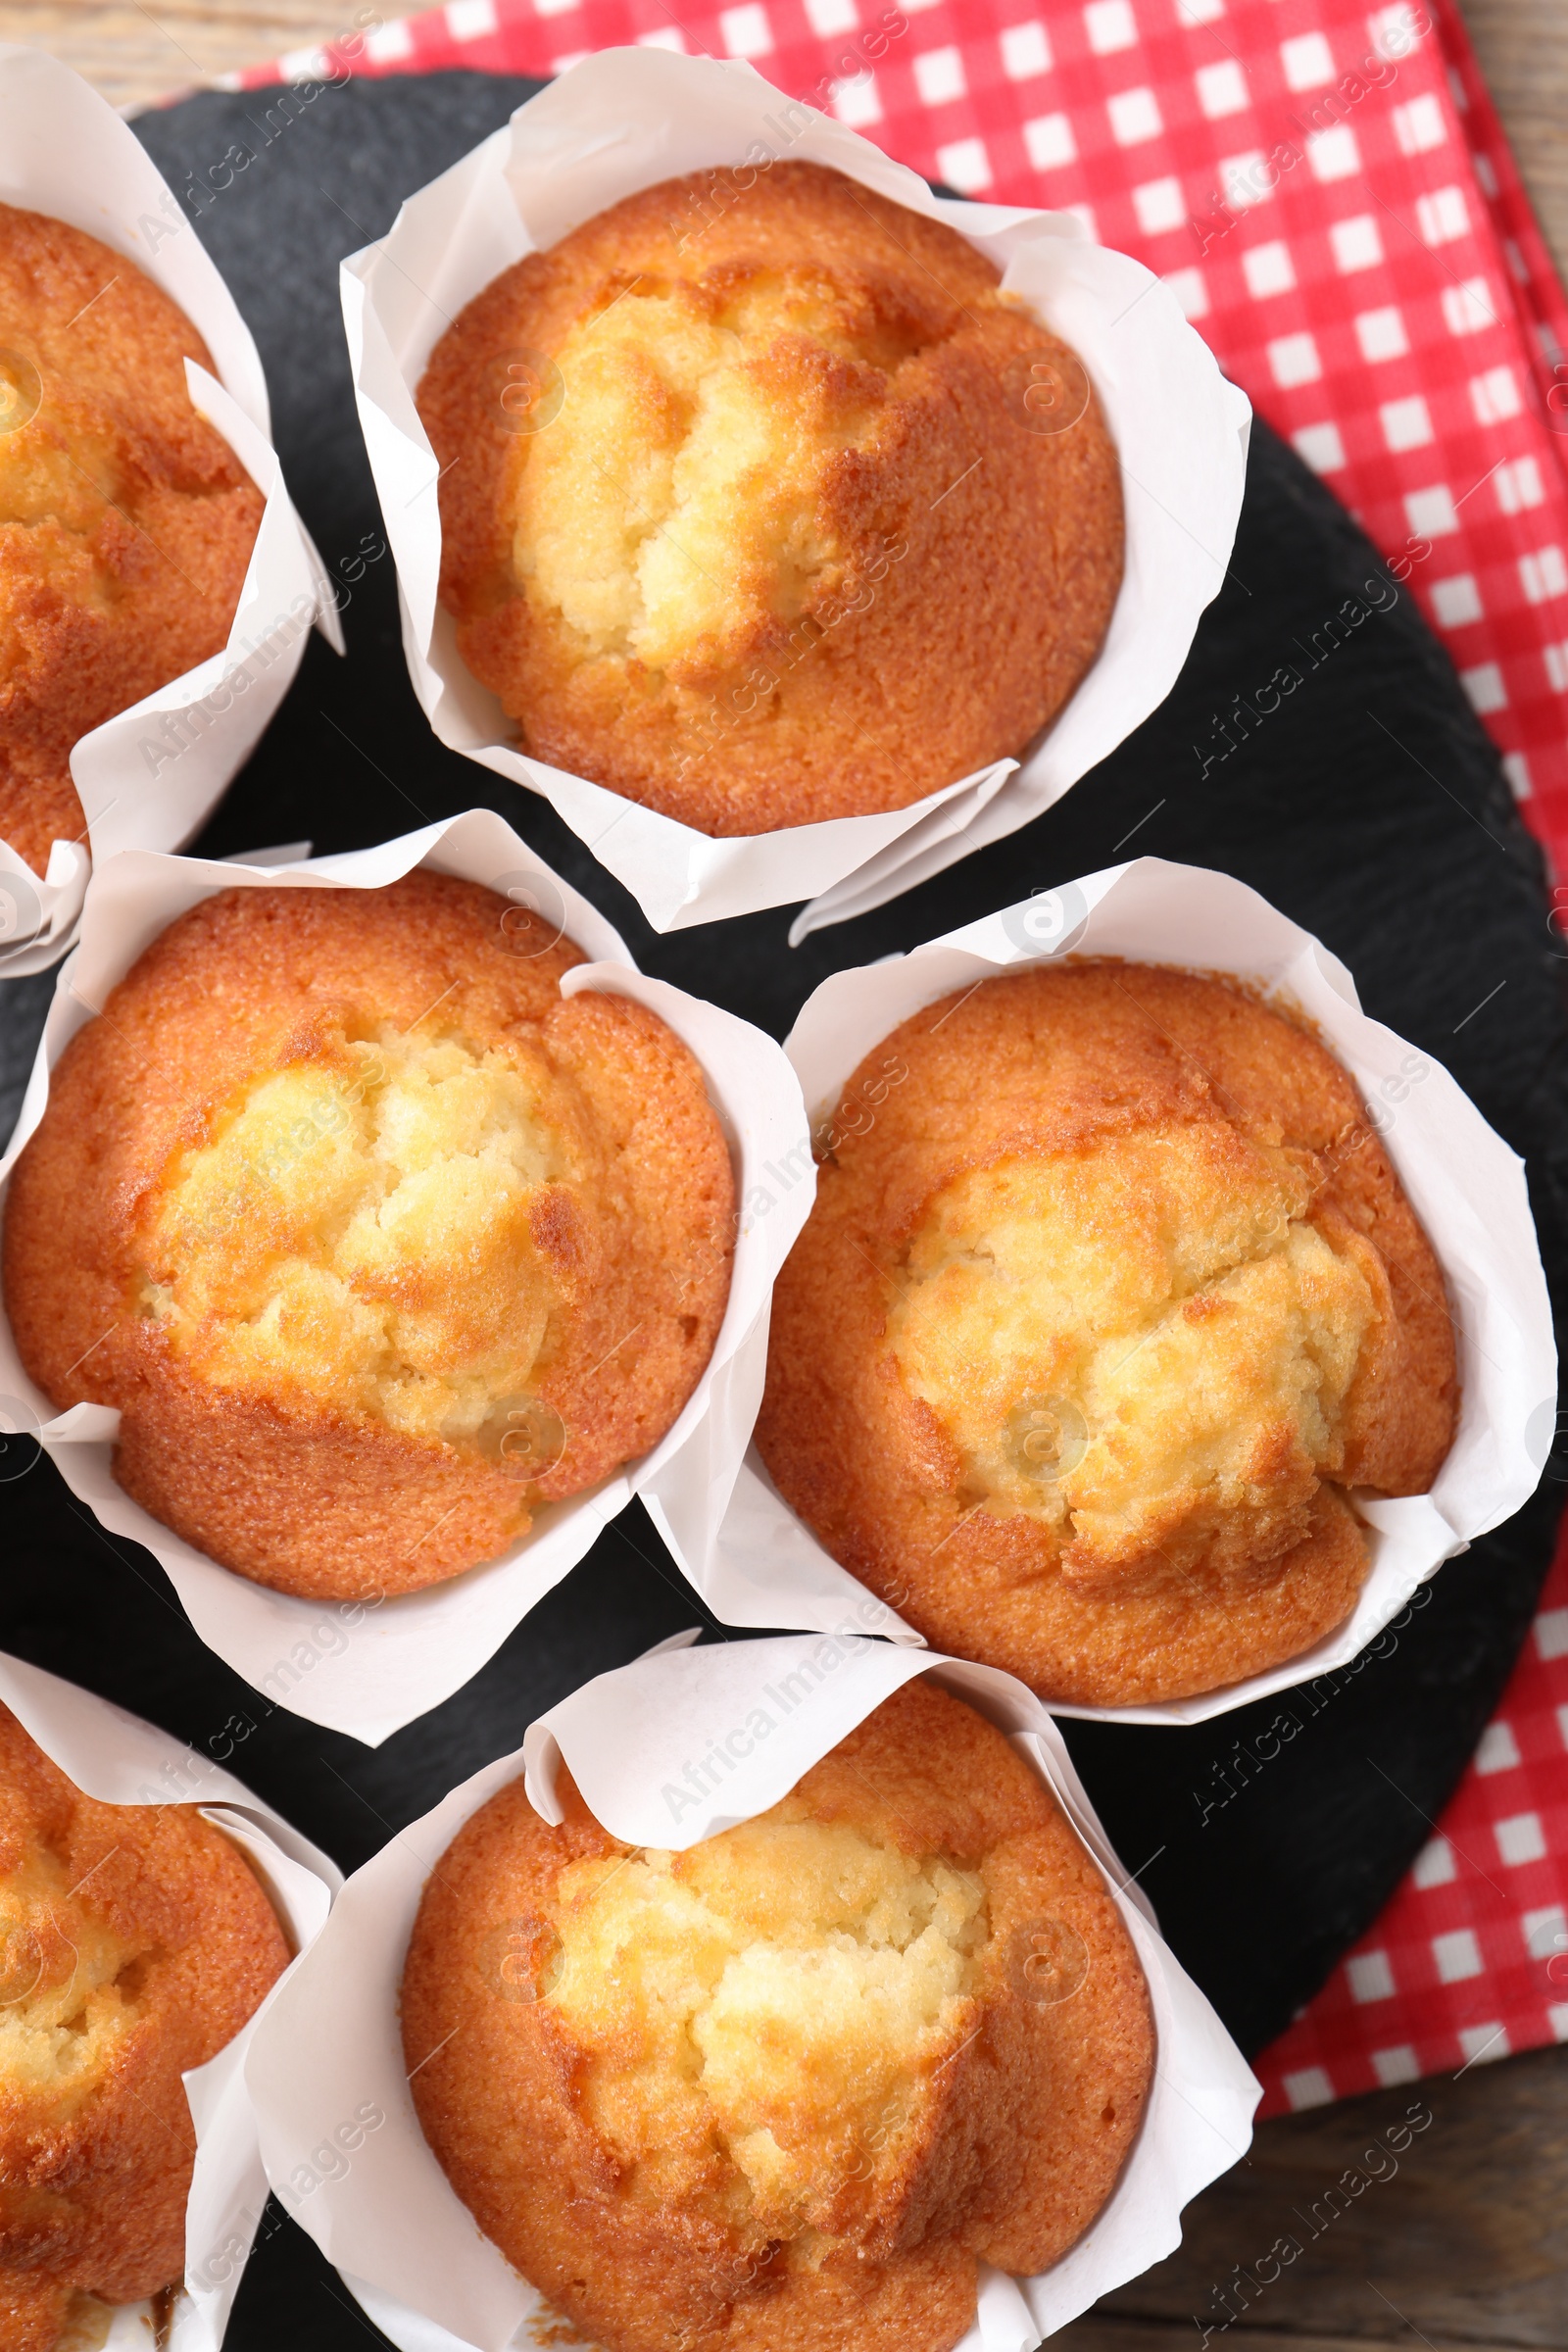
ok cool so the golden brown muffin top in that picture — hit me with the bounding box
[757,962,1459,1706]
[401,1679,1153,2352]
[418,163,1123,834]
[0,1702,288,2337]
[3,872,735,1601]
[0,203,263,875]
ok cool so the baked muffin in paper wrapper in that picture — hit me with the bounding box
[341,47,1250,938]
[245,1631,1258,2352]
[656,858,1556,1724]
[0,46,338,978]
[0,810,811,1744]
[0,1647,337,2347]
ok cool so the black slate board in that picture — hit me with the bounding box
[0,68,1565,2348]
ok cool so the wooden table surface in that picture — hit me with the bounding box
[1,1,1564,2345]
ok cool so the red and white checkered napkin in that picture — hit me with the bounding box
[234,0,1568,2108]
[1253,1539,1568,2115]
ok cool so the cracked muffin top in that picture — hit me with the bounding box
[0,1702,288,2350]
[756,961,1458,1706]
[0,202,263,876]
[401,1678,1153,2352]
[3,871,735,1601]
[417,162,1123,835]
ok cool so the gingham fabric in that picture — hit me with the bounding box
[224,0,1568,2114]
[1258,1546,1568,2111]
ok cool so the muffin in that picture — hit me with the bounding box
[757,963,1459,1707]
[3,871,735,1601]
[0,203,264,877]
[401,1677,1153,2352]
[418,161,1123,835]
[0,1701,288,2350]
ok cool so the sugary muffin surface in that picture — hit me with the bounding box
[419,162,1123,835]
[140,1022,581,1452]
[401,1680,1153,2352]
[0,1703,288,2344]
[2,872,735,1599]
[0,203,264,876]
[757,963,1459,1706]
[544,1818,988,2235]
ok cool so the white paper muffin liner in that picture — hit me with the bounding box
[244,1630,1258,2352]
[0,810,812,1744]
[0,45,339,978]
[0,1647,339,2348]
[341,46,1250,938]
[661,857,1558,1725]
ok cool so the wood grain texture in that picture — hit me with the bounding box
[1058,2045,1568,2351]
[1454,0,1568,283]
[0,0,353,111]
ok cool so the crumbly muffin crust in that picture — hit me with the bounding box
[418,162,1123,835]
[401,1680,1153,2352]
[3,872,735,1600]
[0,1703,288,2344]
[0,203,264,876]
[756,963,1458,1706]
